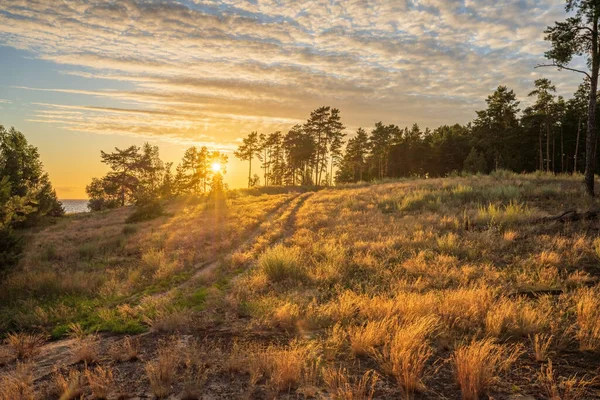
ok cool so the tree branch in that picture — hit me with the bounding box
[535,63,591,79]
[576,25,594,34]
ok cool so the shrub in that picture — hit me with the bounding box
[258,245,305,283]
[453,338,523,400]
[126,201,164,223]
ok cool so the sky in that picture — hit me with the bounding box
[0,0,585,199]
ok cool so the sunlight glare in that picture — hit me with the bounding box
[211,162,221,173]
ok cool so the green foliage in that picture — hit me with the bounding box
[463,148,488,174]
[126,201,164,223]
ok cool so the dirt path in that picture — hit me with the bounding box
[3,192,316,386]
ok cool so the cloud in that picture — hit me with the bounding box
[0,0,583,143]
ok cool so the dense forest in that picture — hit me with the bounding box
[230,80,592,187]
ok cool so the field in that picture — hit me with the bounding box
[1,173,600,399]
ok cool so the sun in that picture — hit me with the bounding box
[211,162,221,173]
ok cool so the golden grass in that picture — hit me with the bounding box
[6,333,46,360]
[0,363,34,400]
[258,244,305,284]
[52,369,83,400]
[371,317,438,398]
[322,367,379,400]
[530,333,554,362]
[575,286,600,351]
[453,338,523,400]
[109,336,140,362]
[84,365,114,399]
[538,360,594,400]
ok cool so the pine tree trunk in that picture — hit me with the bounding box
[586,17,599,196]
[575,117,581,174]
[546,117,551,173]
[539,126,543,171]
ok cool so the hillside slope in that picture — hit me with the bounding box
[1,173,600,399]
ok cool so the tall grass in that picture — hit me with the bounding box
[453,339,523,400]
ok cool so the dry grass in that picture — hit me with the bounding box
[52,369,83,400]
[84,365,114,399]
[72,335,99,364]
[348,318,395,357]
[109,336,140,362]
[6,333,46,359]
[575,286,600,351]
[371,317,438,398]
[322,367,379,400]
[453,338,523,400]
[258,244,305,284]
[530,333,554,362]
[0,363,35,400]
[145,339,182,399]
[538,360,594,400]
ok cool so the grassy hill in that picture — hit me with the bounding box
[1,173,600,399]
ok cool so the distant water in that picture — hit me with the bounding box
[61,199,89,214]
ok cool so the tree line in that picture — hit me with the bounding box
[0,126,63,268]
[232,79,596,186]
[86,144,228,211]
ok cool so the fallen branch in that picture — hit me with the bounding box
[533,209,600,223]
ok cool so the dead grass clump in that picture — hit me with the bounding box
[148,309,194,333]
[52,369,84,400]
[530,333,554,362]
[538,360,594,400]
[145,339,182,399]
[322,367,379,400]
[237,341,318,392]
[485,297,549,339]
[575,286,600,351]
[453,338,523,400]
[348,318,395,357]
[84,365,114,399]
[72,335,99,364]
[109,336,140,362]
[6,332,46,359]
[141,248,180,280]
[0,363,35,400]
[372,317,438,398]
[258,244,305,284]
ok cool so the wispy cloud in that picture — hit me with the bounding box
[0,0,580,144]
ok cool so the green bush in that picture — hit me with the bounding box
[126,201,164,223]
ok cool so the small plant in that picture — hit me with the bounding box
[538,360,593,400]
[109,336,140,362]
[0,362,34,400]
[348,318,394,357]
[371,317,438,398]
[453,338,523,400]
[530,333,553,362]
[322,367,379,400]
[126,201,164,223]
[575,287,600,351]
[258,245,305,283]
[85,365,114,399]
[145,341,181,399]
[72,335,99,364]
[6,333,46,359]
[53,369,83,400]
